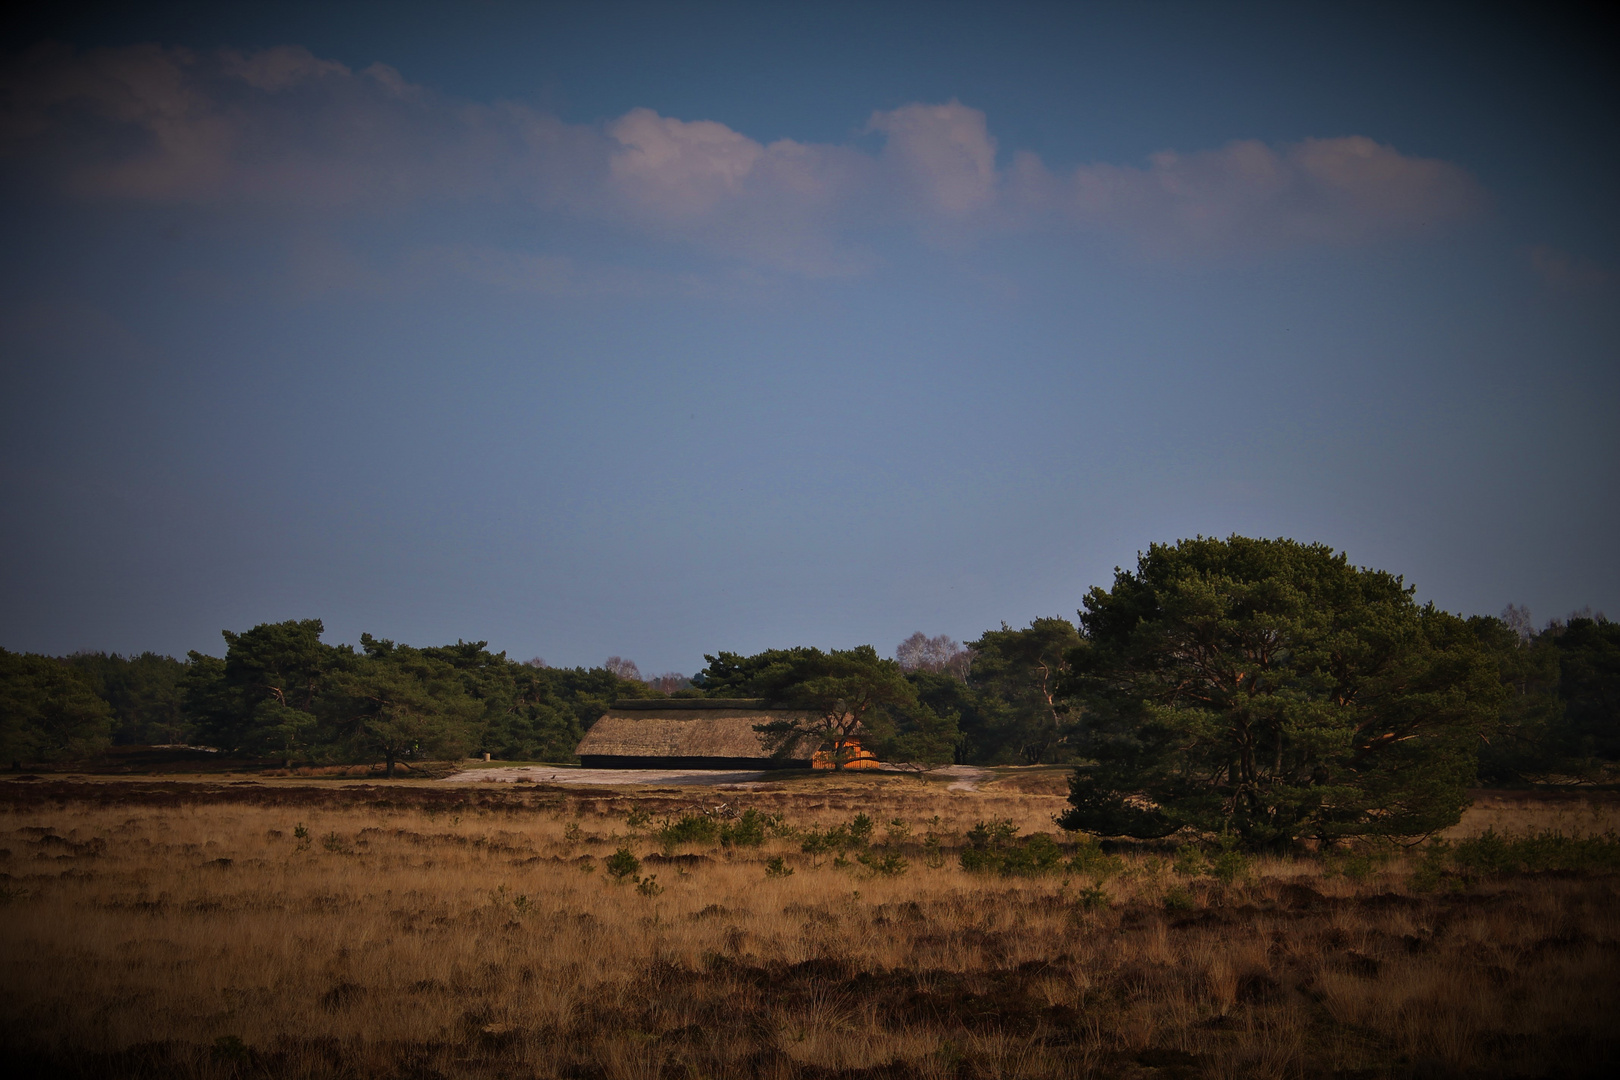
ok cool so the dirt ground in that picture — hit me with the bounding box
[442,763,996,790]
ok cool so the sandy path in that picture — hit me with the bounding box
[442,763,992,790]
[442,766,775,787]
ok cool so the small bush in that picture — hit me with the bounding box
[856,850,908,876]
[659,814,720,849]
[1209,847,1249,885]
[625,807,652,831]
[1075,884,1110,911]
[1173,844,1207,877]
[1068,835,1125,881]
[1451,829,1620,876]
[800,814,874,856]
[635,874,662,897]
[1325,843,1393,883]
[604,847,640,882]
[720,809,769,848]
[1163,884,1197,911]
[321,832,346,853]
[960,821,1064,877]
[765,856,794,878]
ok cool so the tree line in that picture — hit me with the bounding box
[3,537,1616,812]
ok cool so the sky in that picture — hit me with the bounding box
[1,1,1616,674]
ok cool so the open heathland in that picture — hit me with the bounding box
[2,773,1618,1079]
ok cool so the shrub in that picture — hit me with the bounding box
[1163,884,1197,911]
[1173,844,1207,877]
[1451,830,1620,875]
[1068,835,1125,881]
[1209,847,1249,885]
[960,821,1065,877]
[800,815,875,856]
[764,856,794,879]
[720,809,768,848]
[635,874,662,897]
[658,814,719,849]
[625,807,652,831]
[1075,884,1110,910]
[856,850,908,876]
[604,847,640,882]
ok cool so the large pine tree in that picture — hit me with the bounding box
[1059,536,1504,846]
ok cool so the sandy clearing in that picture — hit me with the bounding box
[441,763,992,790]
[442,766,776,787]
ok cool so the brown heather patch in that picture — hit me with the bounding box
[1,776,1617,1079]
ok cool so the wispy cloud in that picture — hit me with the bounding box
[0,43,1488,273]
[1529,245,1614,294]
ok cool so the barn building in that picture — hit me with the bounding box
[576,698,820,769]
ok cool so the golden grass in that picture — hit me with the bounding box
[1,775,1617,1078]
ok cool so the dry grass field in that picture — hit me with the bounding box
[2,772,1618,1079]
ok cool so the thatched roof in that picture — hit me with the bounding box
[575,698,819,762]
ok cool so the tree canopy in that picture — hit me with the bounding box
[1057,536,1506,846]
[693,645,957,769]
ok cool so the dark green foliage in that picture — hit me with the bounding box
[764,855,794,878]
[604,847,641,881]
[173,620,657,769]
[721,809,769,848]
[659,814,720,847]
[1468,611,1618,782]
[855,849,909,875]
[965,618,1084,764]
[1548,616,1620,763]
[959,819,1065,876]
[695,644,935,769]
[1067,835,1125,881]
[1059,536,1506,846]
[0,648,115,764]
[61,651,190,745]
[1449,829,1620,875]
[799,814,874,856]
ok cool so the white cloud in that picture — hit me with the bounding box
[868,100,998,218]
[608,108,763,217]
[1064,136,1487,254]
[0,43,1489,271]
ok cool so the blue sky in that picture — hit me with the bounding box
[2,2,1615,674]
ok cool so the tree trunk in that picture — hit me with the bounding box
[385,752,395,779]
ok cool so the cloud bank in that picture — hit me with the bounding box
[1,43,1488,271]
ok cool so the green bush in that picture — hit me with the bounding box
[1451,829,1620,875]
[960,821,1065,877]
[856,850,908,876]
[764,855,794,878]
[1208,847,1249,885]
[1173,844,1207,877]
[604,847,640,881]
[1074,884,1110,910]
[800,814,874,856]
[1163,884,1197,911]
[1067,835,1124,881]
[720,809,769,848]
[658,814,720,848]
